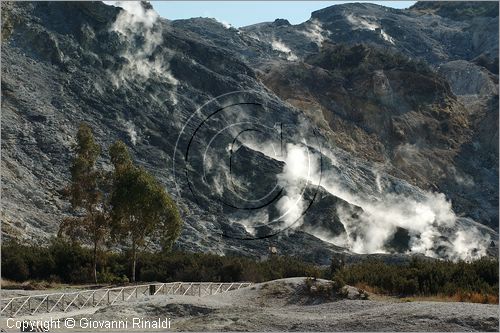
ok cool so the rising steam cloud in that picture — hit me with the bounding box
[125,120,138,145]
[107,1,178,99]
[244,139,492,261]
[103,3,491,261]
[271,39,298,61]
[275,143,318,228]
[300,19,329,47]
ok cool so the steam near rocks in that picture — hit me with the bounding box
[346,13,395,44]
[115,115,139,145]
[125,120,138,145]
[4,0,494,263]
[90,3,497,262]
[108,1,178,91]
[271,39,298,61]
[215,18,232,29]
[275,144,317,228]
[300,19,329,46]
[245,140,491,261]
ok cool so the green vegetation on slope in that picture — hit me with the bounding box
[0,239,320,284]
[335,257,499,303]
[411,1,499,20]
[306,43,432,76]
[2,240,497,303]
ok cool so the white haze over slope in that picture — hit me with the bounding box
[243,139,491,261]
[271,39,299,61]
[300,19,330,47]
[102,2,490,262]
[107,1,179,98]
[346,13,395,45]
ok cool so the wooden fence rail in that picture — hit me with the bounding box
[1,282,252,317]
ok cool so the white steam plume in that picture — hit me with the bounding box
[125,120,138,145]
[108,1,179,94]
[230,210,269,236]
[300,19,329,47]
[450,228,490,261]
[243,137,491,261]
[275,144,317,228]
[321,156,490,261]
[213,18,232,29]
[346,13,395,45]
[271,39,298,61]
[116,116,139,145]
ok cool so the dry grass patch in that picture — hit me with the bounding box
[1,279,65,290]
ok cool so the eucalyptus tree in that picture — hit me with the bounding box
[109,141,182,282]
[59,123,109,284]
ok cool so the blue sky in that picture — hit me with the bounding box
[151,1,416,28]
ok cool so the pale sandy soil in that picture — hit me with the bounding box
[1,278,498,332]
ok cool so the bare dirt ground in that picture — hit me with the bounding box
[1,278,498,332]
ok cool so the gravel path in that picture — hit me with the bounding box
[1,278,498,332]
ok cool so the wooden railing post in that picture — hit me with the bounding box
[1,282,252,317]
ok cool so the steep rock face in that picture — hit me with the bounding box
[1,1,498,263]
[237,3,499,230]
[177,3,498,231]
[438,60,497,96]
[0,1,353,264]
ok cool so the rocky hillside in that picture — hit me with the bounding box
[1,1,498,264]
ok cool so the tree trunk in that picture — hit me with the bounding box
[93,241,98,284]
[131,241,137,283]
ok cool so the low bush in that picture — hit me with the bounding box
[97,268,129,284]
[2,240,498,304]
[2,239,91,283]
[2,254,29,281]
[307,43,432,77]
[1,240,321,284]
[304,276,347,300]
[335,257,498,303]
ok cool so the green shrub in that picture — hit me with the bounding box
[304,276,346,300]
[305,277,315,292]
[335,257,498,298]
[97,268,129,284]
[2,239,497,304]
[3,254,29,281]
[307,43,432,77]
[49,238,93,283]
[330,276,345,293]
[1,240,322,284]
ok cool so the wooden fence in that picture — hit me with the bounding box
[1,282,252,317]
